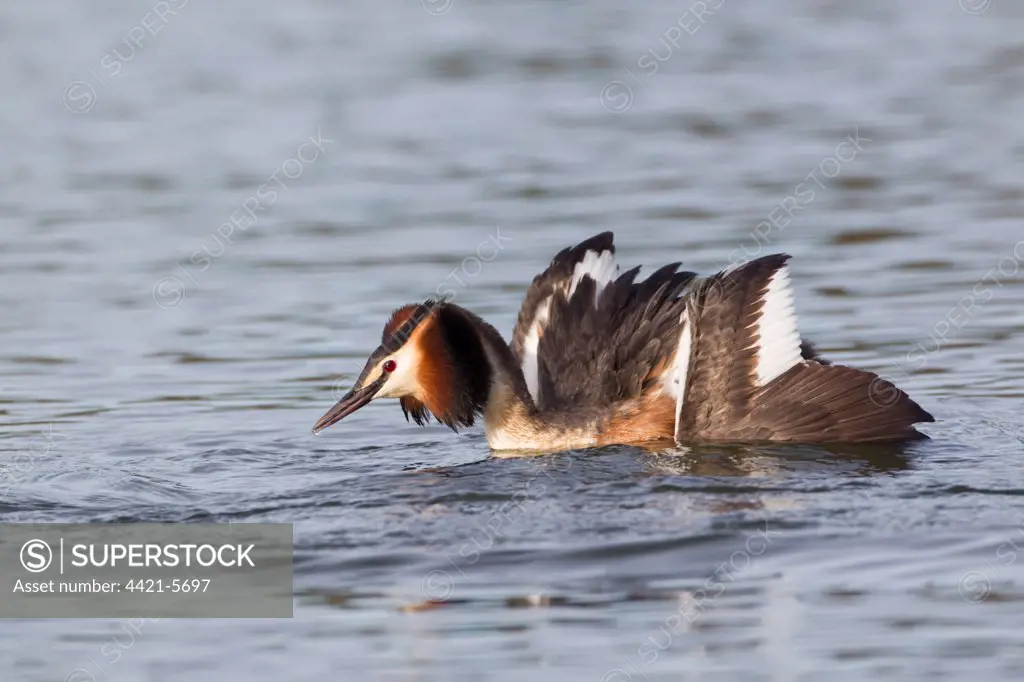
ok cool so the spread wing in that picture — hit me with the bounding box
[531,259,699,410]
[509,233,828,413]
[510,232,619,406]
[675,255,934,442]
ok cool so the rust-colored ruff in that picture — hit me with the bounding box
[409,316,460,422]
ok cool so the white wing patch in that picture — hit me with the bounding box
[668,310,692,440]
[521,299,551,404]
[752,265,802,386]
[569,249,617,301]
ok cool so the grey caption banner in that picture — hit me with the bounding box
[1,524,293,618]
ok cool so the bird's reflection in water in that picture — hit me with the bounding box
[643,441,916,478]
[637,442,917,516]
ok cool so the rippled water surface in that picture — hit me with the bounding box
[3,0,1024,680]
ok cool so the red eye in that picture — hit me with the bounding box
[383,360,397,373]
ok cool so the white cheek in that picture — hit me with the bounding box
[374,346,421,399]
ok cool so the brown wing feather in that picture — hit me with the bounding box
[738,364,934,442]
[538,263,697,409]
[510,231,616,361]
[677,255,787,435]
[677,255,933,442]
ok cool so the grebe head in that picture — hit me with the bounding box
[312,300,492,434]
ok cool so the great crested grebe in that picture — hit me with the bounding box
[313,232,933,450]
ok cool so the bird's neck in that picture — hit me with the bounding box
[435,304,602,451]
[423,304,534,429]
[454,307,535,415]
[454,309,603,451]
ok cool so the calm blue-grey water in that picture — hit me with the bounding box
[3,0,1024,680]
